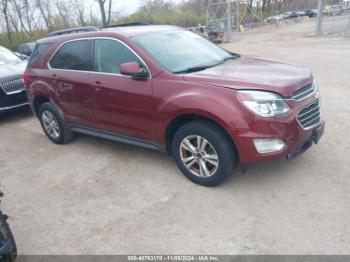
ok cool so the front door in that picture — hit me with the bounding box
[88,38,156,142]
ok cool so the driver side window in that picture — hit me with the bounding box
[93,39,143,74]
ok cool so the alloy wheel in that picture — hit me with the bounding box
[179,135,219,178]
[42,111,60,139]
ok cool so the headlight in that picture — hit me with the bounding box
[237,90,290,117]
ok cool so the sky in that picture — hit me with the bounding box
[88,0,183,17]
[113,0,143,15]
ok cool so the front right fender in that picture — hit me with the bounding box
[152,79,252,148]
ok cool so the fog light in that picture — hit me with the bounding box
[253,138,285,154]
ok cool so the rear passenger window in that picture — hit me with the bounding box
[93,39,142,74]
[49,40,90,71]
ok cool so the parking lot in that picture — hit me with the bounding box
[1,17,350,254]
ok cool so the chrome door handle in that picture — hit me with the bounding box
[59,82,73,92]
[52,74,58,83]
[94,81,103,91]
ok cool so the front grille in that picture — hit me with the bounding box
[0,79,26,95]
[297,100,321,129]
[292,82,316,100]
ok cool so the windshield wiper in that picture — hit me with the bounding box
[174,64,218,74]
[174,54,240,74]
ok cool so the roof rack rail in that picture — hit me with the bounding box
[45,26,100,37]
[102,21,151,28]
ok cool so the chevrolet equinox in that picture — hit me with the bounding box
[24,25,325,186]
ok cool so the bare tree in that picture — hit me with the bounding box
[54,0,71,28]
[95,0,112,26]
[88,8,99,26]
[141,0,173,14]
[179,0,204,16]
[77,7,86,26]
[23,0,39,33]
[36,0,53,30]
[11,0,37,37]
[0,0,12,43]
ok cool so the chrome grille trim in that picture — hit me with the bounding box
[298,104,319,118]
[292,82,316,101]
[297,100,321,130]
[0,79,26,95]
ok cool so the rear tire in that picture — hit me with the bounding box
[38,102,72,144]
[172,120,237,187]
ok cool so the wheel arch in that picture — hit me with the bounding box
[164,113,238,159]
[33,95,50,117]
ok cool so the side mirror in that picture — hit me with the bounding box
[120,62,149,79]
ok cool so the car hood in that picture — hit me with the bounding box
[0,61,27,79]
[183,56,313,97]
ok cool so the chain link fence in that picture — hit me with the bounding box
[318,0,350,34]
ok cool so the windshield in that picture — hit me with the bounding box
[0,46,21,65]
[133,30,236,74]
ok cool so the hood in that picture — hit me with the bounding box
[183,56,313,97]
[0,61,27,80]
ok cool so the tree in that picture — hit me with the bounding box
[0,0,12,44]
[36,0,53,30]
[95,0,112,26]
[140,0,173,14]
[77,8,86,26]
[179,0,204,16]
[54,0,71,28]
[11,0,38,37]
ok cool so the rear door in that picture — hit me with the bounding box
[48,39,96,127]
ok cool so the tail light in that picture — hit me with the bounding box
[22,70,30,87]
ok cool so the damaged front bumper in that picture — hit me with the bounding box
[286,121,325,160]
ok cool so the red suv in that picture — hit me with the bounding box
[24,25,324,186]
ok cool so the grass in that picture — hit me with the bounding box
[0,30,47,51]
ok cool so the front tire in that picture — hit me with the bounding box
[38,102,72,144]
[172,120,237,187]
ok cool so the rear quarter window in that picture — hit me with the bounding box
[28,43,52,67]
[49,40,90,71]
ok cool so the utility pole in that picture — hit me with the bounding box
[316,0,324,34]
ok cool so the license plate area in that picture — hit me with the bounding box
[287,122,325,160]
[312,122,325,144]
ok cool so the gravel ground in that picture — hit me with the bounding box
[0,17,349,255]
